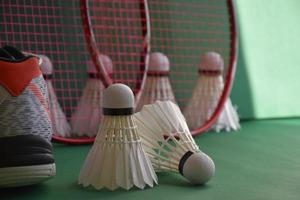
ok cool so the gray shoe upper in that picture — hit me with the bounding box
[0,47,52,141]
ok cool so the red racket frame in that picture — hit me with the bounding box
[191,0,238,136]
[146,0,238,136]
[0,1,150,144]
[54,0,151,144]
[51,0,238,141]
[80,0,151,103]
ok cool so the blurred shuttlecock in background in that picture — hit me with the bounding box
[71,55,113,137]
[134,100,215,185]
[39,55,71,137]
[213,99,240,132]
[136,52,176,111]
[183,52,240,131]
[78,83,157,190]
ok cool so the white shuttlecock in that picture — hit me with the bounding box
[213,99,240,132]
[183,52,240,131]
[71,55,113,137]
[79,83,157,190]
[39,55,71,137]
[134,100,215,185]
[136,52,176,111]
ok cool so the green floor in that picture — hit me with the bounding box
[1,119,300,200]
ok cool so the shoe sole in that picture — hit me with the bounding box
[0,163,56,188]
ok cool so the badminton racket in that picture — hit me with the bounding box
[80,0,151,103]
[147,0,238,136]
[0,0,150,144]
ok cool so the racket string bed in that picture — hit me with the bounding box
[147,0,238,135]
[1,0,150,143]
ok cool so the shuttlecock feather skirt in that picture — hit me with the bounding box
[137,76,175,111]
[78,116,157,190]
[71,79,103,137]
[134,101,200,172]
[213,98,240,132]
[183,76,223,129]
[46,80,71,137]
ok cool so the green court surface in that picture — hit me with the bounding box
[1,119,300,200]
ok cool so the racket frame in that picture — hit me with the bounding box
[51,0,151,144]
[191,0,238,136]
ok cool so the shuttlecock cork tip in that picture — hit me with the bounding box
[149,52,170,71]
[87,55,113,75]
[200,52,224,71]
[181,152,215,185]
[102,83,134,115]
[86,60,97,74]
[39,55,53,75]
[99,54,113,74]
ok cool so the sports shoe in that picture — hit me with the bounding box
[0,46,56,188]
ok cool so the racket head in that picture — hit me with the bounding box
[80,0,151,104]
[0,1,96,144]
[147,0,238,136]
[0,1,149,144]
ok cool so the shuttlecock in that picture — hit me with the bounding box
[183,52,240,131]
[39,55,71,137]
[134,100,215,185]
[136,52,176,111]
[71,55,113,137]
[78,83,157,190]
[213,99,240,132]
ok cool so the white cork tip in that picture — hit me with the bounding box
[98,54,113,74]
[149,52,170,71]
[38,55,53,75]
[102,83,134,108]
[182,152,215,185]
[86,60,97,74]
[200,52,224,71]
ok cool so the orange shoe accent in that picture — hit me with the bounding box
[0,57,41,96]
[28,82,51,121]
